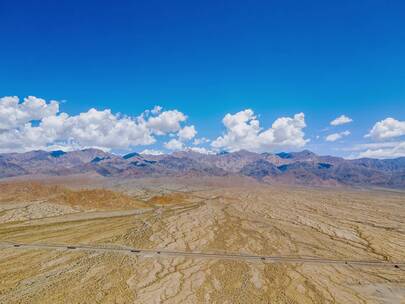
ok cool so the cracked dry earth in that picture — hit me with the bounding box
[0,180,404,303]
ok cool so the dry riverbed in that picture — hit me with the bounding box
[0,179,404,303]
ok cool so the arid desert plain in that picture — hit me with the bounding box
[0,176,404,303]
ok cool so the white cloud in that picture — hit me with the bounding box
[355,141,405,159]
[348,141,402,151]
[325,130,350,142]
[330,115,353,126]
[177,125,197,141]
[140,149,164,155]
[193,137,210,145]
[164,138,184,151]
[151,105,162,115]
[211,109,308,152]
[146,110,187,135]
[344,118,405,158]
[0,108,154,153]
[346,141,405,159]
[0,96,59,130]
[186,147,215,154]
[0,96,192,153]
[366,117,405,140]
[58,108,155,149]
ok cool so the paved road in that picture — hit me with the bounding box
[0,242,403,268]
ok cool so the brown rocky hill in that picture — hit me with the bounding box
[1,149,404,188]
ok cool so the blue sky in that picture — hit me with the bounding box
[1,0,405,158]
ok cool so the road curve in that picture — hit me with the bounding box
[0,242,404,268]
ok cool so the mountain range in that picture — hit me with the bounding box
[1,149,404,188]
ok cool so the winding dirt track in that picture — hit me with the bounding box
[1,242,403,268]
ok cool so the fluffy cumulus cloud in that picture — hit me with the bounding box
[151,105,162,115]
[0,96,59,130]
[177,125,197,141]
[0,96,193,153]
[325,130,350,142]
[330,115,353,126]
[211,109,308,152]
[184,147,211,155]
[345,117,405,159]
[186,147,215,154]
[350,141,405,159]
[146,110,187,135]
[164,138,184,151]
[140,149,164,155]
[366,117,405,140]
[193,137,210,145]
[163,124,197,150]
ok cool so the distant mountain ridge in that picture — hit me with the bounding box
[1,149,404,188]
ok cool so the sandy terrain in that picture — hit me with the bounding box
[0,178,404,303]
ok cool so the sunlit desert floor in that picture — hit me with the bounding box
[0,177,404,303]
